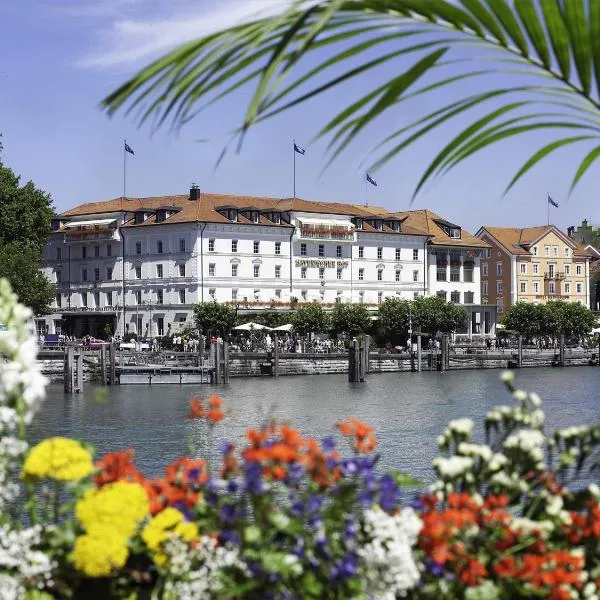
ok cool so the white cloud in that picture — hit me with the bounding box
[76,0,296,69]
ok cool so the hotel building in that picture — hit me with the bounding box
[40,187,492,339]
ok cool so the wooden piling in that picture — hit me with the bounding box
[109,342,116,385]
[517,335,523,368]
[100,345,107,385]
[559,334,565,367]
[214,341,221,384]
[273,337,280,378]
[417,334,422,373]
[361,335,370,376]
[76,352,83,392]
[64,345,74,393]
[223,341,230,384]
[349,339,359,382]
[441,335,449,372]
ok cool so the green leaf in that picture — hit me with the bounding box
[485,0,529,55]
[569,143,600,192]
[590,1,600,100]
[514,0,551,67]
[459,0,508,46]
[302,572,323,598]
[392,470,421,487]
[561,0,591,94]
[539,0,571,80]
[243,524,262,543]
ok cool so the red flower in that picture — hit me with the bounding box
[459,558,487,586]
[94,449,144,486]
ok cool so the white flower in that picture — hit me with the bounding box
[500,371,514,383]
[465,580,501,600]
[588,484,600,499]
[446,418,474,436]
[458,443,492,462]
[529,393,542,407]
[487,453,508,472]
[510,518,554,538]
[504,430,545,465]
[545,495,563,517]
[513,389,527,402]
[433,456,474,479]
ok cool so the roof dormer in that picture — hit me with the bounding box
[435,219,461,239]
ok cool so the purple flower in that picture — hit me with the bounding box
[408,497,425,512]
[321,436,336,452]
[306,494,323,514]
[293,536,305,558]
[326,456,338,470]
[244,462,265,495]
[343,517,357,541]
[330,552,358,583]
[287,462,304,485]
[290,499,304,517]
[218,441,234,455]
[424,558,445,577]
[220,529,241,546]
[220,503,238,524]
[340,459,358,477]
[227,479,239,494]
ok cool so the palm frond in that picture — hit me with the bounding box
[102,0,600,197]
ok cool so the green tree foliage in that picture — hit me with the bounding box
[502,302,547,340]
[330,303,371,337]
[238,310,291,329]
[193,302,237,336]
[413,296,468,335]
[377,298,411,338]
[292,304,330,336]
[0,140,55,314]
[105,1,600,196]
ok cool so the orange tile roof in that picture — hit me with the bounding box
[480,225,585,256]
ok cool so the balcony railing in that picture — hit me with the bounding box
[298,225,354,241]
[544,271,565,280]
[64,227,119,242]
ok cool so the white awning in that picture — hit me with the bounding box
[65,218,116,228]
[298,217,354,228]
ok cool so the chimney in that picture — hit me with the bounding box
[567,226,574,238]
[190,183,200,201]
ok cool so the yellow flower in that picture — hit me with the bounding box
[75,481,148,539]
[141,507,199,565]
[71,527,128,577]
[22,437,93,481]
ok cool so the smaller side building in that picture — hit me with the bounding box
[476,225,591,312]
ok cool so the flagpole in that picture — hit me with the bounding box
[123,139,127,199]
[293,139,296,198]
[364,172,368,207]
[547,192,550,226]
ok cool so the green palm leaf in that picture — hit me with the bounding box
[102,0,600,197]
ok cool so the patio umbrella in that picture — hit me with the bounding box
[272,323,294,332]
[233,322,272,331]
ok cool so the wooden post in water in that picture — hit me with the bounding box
[100,345,107,385]
[76,351,84,392]
[214,341,221,384]
[273,336,280,378]
[361,335,370,376]
[64,345,74,393]
[348,338,358,382]
[559,334,565,367]
[441,335,448,372]
[417,333,422,373]
[517,335,523,368]
[223,341,230,384]
[109,342,116,385]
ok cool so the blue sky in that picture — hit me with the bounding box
[1,0,598,233]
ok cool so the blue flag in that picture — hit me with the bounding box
[548,194,558,208]
[293,142,305,155]
[124,142,135,155]
[366,172,378,187]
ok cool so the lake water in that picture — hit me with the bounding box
[30,368,600,483]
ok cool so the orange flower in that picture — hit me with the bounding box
[459,558,487,586]
[335,417,377,454]
[207,407,224,423]
[208,395,223,408]
[94,449,144,486]
[186,397,207,420]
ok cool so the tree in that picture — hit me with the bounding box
[0,141,55,314]
[330,303,371,338]
[193,302,237,337]
[104,2,600,197]
[502,302,548,340]
[292,304,329,336]
[413,296,467,336]
[377,298,411,338]
[545,301,596,339]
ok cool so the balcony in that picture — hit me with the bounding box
[64,226,119,242]
[544,271,565,280]
[297,218,355,242]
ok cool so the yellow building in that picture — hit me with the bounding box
[475,225,591,313]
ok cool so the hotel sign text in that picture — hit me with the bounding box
[295,259,350,268]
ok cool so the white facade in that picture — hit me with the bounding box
[40,199,491,338]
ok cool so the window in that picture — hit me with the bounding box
[564,247,570,257]
[564,282,571,294]
[300,243,307,256]
[55,295,61,308]
[358,268,364,280]
[482,282,488,295]
[94,245,100,258]
[464,291,474,303]
[395,248,401,261]
[107,245,112,257]
[496,298,504,313]
[156,290,164,305]
[520,263,527,274]
[375,220,382,231]
[209,288,216,300]
[377,247,383,260]
[337,268,342,280]
[533,263,539,275]
[413,270,418,282]
[93,292,100,308]
[157,264,163,278]
[179,239,186,252]
[253,241,260,254]
[209,263,215,277]
[135,266,141,279]
[497,281,503,294]
[232,289,238,301]
[251,211,259,223]
[549,264,555,278]
[395,269,401,282]
[449,228,461,239]
[553,245,558,257]
[55,270,62,283]
[450,269,460,282]
[231,264,238,277]
[179,289,186,304]
[437,268,446,282]
[104,292,111,306]
[135,291,142,304]
[136,316,143,333]
[377,292,383,304]
[532,246,538,256]
[564,264,571,276]
[82,247,87,259]
[82,268,88,282]
[549,281,556,295]
[496,262,503,276]
[179,264,185,277]
[301,290,307,301]
[544,246,549,257]
[520,282,527,293]
[318,244,325,257]
[533,282,539,294]
[94,268,100,281]
[301,267,307,279]
[156,241,163,254]
[413,248,419,261]
[336,245,342,258]
[228,210,238,223]
[436,291,447,300]
[231,240,238,253]
[56,247,61,260]
[275,242,281,255]
[135,213,144,224]
[275,289,281,299]
[254,265,260,278]
[358,246,364,258]
[208,239,215,252]
[157,317,164,336]
[275,265,281,279]
[272,213,281,224]
[464,268,474,283]
[577,283,583,294]
[576,264,582,275]
[135,242,142,255]
[319,267,325,279]
[377,268,383,281]
[81,293,88,308]
[451,291,460,303]
[355,218,363,230]
[482,263,488,277]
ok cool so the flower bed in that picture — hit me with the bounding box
[0,279,599,599]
